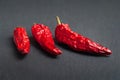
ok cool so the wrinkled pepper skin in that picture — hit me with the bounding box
[13,27,30,54]
[55,23,112,56]
[31,24,62,55]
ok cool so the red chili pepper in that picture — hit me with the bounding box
[55,16,112,56]
[13,27,30,54]
[31,23,62,55]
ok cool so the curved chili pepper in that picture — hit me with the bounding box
[55,16,112,56]
[31,23,62,56]
[13,27,30,54]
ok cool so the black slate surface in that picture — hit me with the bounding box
[0,0,120,80]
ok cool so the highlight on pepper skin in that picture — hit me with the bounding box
[55,16,112,56]
[31,23,62,56]
[13,27,30,54]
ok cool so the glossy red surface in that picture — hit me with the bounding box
[31,24,62,55]
[55,23,112,56]
[13,27,30,54]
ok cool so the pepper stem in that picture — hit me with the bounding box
[56,16,61,24]
[33,23,36,25]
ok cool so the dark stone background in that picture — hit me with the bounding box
[0,0,120,80]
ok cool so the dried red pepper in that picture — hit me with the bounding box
[55,16,112,56]
[31,23,62,55]
[13,27,30,54]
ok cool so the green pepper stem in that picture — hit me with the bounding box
[56,16,61,24]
